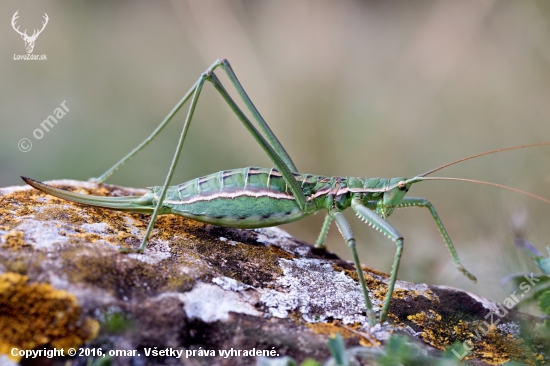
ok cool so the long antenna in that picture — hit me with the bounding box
[418,142,550,178]
[409,176,550,205]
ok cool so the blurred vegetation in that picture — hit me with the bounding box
[258,333,471,366]
[1,1,550,309]
[506,239,550,332]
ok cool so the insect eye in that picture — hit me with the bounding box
[397,181,407,191]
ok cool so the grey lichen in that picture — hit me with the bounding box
[261,258,374,323]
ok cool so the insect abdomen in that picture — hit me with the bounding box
[154,167,314,228]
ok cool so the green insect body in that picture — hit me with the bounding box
[23,169,407,228]
[23,59,550,327]
[163,167,320,226]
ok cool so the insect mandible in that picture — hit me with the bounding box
[22,59,550,326]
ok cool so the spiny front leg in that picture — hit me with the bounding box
[330,210,376,327]
[351,197,403,323]
[397,197,477,282]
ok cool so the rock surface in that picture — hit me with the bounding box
[0,180,548,365]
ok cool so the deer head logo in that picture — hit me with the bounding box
[12,11,49,54]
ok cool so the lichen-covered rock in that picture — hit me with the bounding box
[0,180,548,365]
[0,272,99,363]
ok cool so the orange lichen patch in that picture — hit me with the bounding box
[34,206,88,226]
[330,264,423,309]
[330,264,422,307]
[74,185,112,196]
[406,311,541,365]
[407,309,442,324]
[115,230,140,244]
[1,230,28,250]
[373,286,401,304]
[307,321,357,339]
[14,205,35,217]
[0,272,99,362]
[417,288,436,301]
[307,322,381,347]
[269,245,294,260]
[334,264,394,305]
[67,232,104,243]
[332,265,380,286]
[0,194,24,231]
[360,265,390,278]
[152,215,201,241]
[407,310,444,348]
[337,323,381,347]
[387,313,400,323]
[389,288,409,300]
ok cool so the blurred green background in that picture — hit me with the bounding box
[1,1,549,313]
